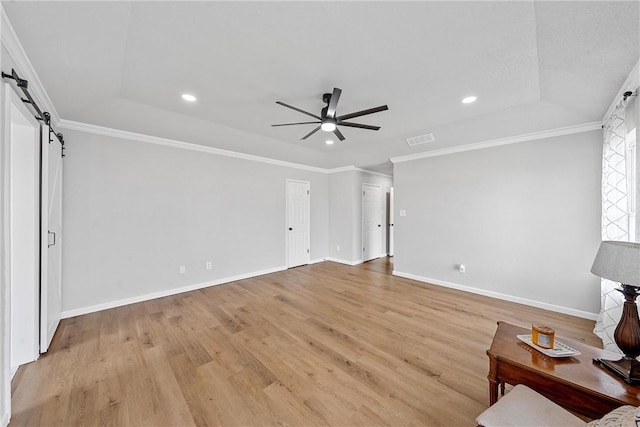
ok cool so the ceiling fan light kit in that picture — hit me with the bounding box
[272,87,388,141]
[321,121,336,132]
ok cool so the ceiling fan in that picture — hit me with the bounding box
[272,87,388,141]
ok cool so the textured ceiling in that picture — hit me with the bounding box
[4,1,639,172]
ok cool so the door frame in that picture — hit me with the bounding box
[285,179,310,268]
[389,187,394,257]
[361,182,383,262]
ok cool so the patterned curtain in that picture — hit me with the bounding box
[595,92,638,352]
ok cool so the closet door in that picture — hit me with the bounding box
[40,125,62,352]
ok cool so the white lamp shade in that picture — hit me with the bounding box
[591,241,640,286]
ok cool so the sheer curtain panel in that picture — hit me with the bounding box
[595,90,639,352]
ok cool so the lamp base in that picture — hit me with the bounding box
[593,356,640,385]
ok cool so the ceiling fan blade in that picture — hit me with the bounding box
[301,126,321,140]
[271,121,320,127]
[338,122,381,131]
[276,101,322,120]
[336,105,389,121]
[333,127,345,141]
[326,87,342,119]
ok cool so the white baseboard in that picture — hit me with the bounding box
[392,270,598,321]
[325,257,364,266]
[308,258,325,265]
[61,265,288,318]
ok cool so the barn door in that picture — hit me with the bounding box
[40,125,62,353]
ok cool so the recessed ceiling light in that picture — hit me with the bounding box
[182,93,197,102]
[325,140,334,145]
[461,96,477,104]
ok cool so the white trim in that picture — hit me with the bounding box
[309,258,325,264]
[390,122,602,164]
[327,165,393,178]
[326,165,358,174]
[603,58,640,123]
[61,265,287,319]
[392,270,598,321]
[325,257,363,266]
[58,119,329,173]
[1,160,8,426]
[0,26,9,422]
[0,5,60,124]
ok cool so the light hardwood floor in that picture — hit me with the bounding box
[11,258,599,426]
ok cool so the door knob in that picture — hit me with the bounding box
[289,227,293,231]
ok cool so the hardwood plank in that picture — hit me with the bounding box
[10,257,600,426]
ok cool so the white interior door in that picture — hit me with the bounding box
[286,180,310,268]
[389,187,394,257]
[40,125,62,353]
[6,84,40,376]
[362,183,382,262]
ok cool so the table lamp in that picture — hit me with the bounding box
[591,240,640,384]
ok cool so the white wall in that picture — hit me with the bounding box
[327,169,392,264]
[61,128,328,315]
[328,171,357,262]
[393,130,602,317]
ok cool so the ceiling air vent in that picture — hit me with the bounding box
[405,133,435,147]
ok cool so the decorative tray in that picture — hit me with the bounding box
[516,334,581,358]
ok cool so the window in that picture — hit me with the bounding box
[626,127,636,240]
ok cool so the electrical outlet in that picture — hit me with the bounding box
[458,264,466,274]
[206,261,212,270]
[336,245,340,251]
[179,265,186,274]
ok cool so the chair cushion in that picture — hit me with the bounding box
[476,384,584,427]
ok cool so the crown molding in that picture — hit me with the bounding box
[0,5,60,124]
[327,165,358,174]
[327,165,393,178]
[390,121,602,164]
[58,119,331,173]
[59,119,396,177]
[60,118,600,173]
[603,57,640,122]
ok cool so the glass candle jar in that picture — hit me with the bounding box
[532,324,555,349]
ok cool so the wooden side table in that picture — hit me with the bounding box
[487,321,640,419]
